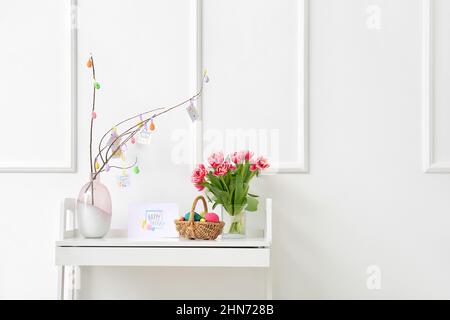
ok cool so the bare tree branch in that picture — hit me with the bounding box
[84,54,207,198]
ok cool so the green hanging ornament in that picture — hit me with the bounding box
[94,81,101,90]
[133,165,140,174]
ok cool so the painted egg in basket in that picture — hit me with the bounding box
[205,212,220,223]
[184,212,201,221]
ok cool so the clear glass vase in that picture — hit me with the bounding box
[222,206,246,239]
[77,174,112,238]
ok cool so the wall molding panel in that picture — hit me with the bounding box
[0,0,77,172]
[191,0,204,170]
[194,0,309,173]
[422,0,450,173]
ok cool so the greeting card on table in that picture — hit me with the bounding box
[128,203,179,239]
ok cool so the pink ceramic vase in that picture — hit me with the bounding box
[77,174,112,238]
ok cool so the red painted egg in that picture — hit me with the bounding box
[205,212,220,223]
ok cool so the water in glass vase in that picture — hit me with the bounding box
[222,206,246,239]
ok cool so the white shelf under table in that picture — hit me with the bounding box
[56,230,270,268]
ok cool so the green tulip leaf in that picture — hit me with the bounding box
[246,196,258,212]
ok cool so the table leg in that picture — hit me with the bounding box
[57,265,65,300]
[72,266,80,300]
[67,266,78,300]
[266,267,272,300]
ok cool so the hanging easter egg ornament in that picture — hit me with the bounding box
[87,58,93,68]
[149,119,155,131]
[94,81,101,90]
[91,111,97,119]
[133,165,140,174]
[105,163,110,172]
[95,161,100,170]
[131,136,136,144]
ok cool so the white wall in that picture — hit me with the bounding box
[2,0,450,299]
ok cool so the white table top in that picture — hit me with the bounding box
[56,230,270,248]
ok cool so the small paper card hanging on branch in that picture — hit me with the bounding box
[107,128,123,158]
[137,127,152,145]
[117,170,130,188]
[186,99,199,122]
[136,116,151,144]
[138,131,152,145]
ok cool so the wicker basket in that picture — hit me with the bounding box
[175,195,224,240]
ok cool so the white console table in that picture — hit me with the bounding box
[55,198,272,300]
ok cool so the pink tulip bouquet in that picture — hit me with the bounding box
[191,151,269,235]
